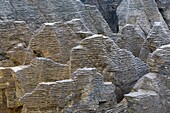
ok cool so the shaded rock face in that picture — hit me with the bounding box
[156,0,170,29]
[0,58,70,113]
[0,0,169,113]
[20,68,117,113]
[29,20,92,64]
[0,21,32,66]
[116,24,145,57]
[139,22,170,62]
[0,0,117,66]
[12,58,70,94]
[117,0,168,33]
[124,44,170,113]
[81,0,122,33]
[70,34,149,100]
[0,68,22,113]
[0,0,114,38]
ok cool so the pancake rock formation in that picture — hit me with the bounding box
[0,0,169,113]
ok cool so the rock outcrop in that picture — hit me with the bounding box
[156,0,170,29]
[1,0,114,38]
[117,0,168,31]
[0,21,32,66]
[139,22,170,62]
[20,68,116,113]
[116,24,145,57]
[124,44,170,113]
[70,34,149,101]
[29,20,92,64]
[0,0,169,113]
[81,0,122,33]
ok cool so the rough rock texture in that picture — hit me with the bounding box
[29,20,92,64]
[139,22,170,62]
[116,24,145,57]
[0,0,114,39]
[0,67,22,113]
[81,0,122,33]
[0,0,170,113]
[124,44,170,113]
[0,0,118,65]
[70,34,149,100]
[20,68,116,113]
[0,21,32,66]
[7,43,35,65]
[0,21,31,51]
[12,58,70,94]
[0,57,70,113]
[156,0,170,29]
[117,0,168,32]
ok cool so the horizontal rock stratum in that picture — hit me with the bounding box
[0,0,169,113]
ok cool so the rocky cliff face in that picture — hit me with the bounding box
[0,0,169,113]
[81,0,122,33]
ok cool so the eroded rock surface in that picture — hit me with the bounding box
[0,0,114,38]
[139,22,170,62]
[156,0,170,29]
[81,0,122,33]
[116,24,145,57]
[29,20,92,64]
[117,0,168,31]
[124,44,170,113]
[0,21,32,66]
[20,68,116,113]
[0,0,169,113]
[70,34,149,100]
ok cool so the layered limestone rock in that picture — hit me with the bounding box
[0,0,114,39]
[6,43,35,65]
[0,0,169,112]
[124,44,170,113]
[81,0,122,32]
[0,57,70,112]
[0,21,32,66]
[20,68,116,113]
[70,34,149,100]
[29,20,92,64]
[117,0,168,33]
[0,67,22,113]
[0,0,117,66]
[156,0,170,29]
[0,21,31,51]
[139,22,170,62]
[116,24,145,57]
[12,58,69,94]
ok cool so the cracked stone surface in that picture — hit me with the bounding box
[124,44,170,113]
[0,0,169,113]
[139,22,170,62]
[81,0,122,33]
[70,34,149,100]
[20,68,116,113]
